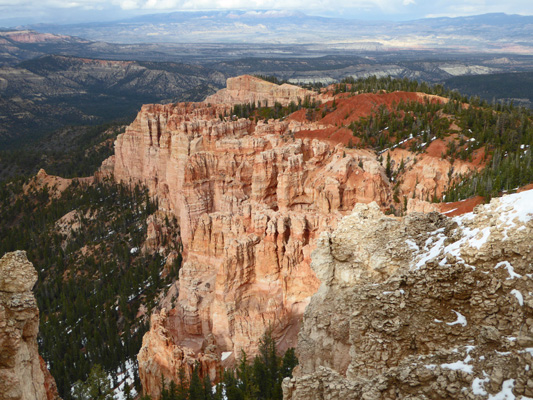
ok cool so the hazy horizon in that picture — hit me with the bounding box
[1,0,533,28]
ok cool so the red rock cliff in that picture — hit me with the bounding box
[111,76,393,398]
[110,76,481,398]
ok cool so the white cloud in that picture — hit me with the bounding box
[0,0,532,24]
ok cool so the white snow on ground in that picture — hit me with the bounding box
[413,190,533,270]
[495,261,522,279]
[439,346,475,373]
[443,208,458,215]
[446,310,467,327]
[510,289,524,306]
[212,384,228,400]
[472,375,489,395]
[130,247,138,255]
[467,227,491,249]
[441,360,473,373]
[221,351,233,361]
[497,190,533,226]
[488,379,516,400]
[113,359,137,400]
[405,239,419,251]
[415,235,446,269]
[521,348,533,357]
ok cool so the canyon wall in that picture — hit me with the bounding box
[0,251,60,400]
[110,75,486,398]
[283,190,533,399]
[111,77,393,398]
[204,75,317,107]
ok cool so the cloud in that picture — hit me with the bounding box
[0,0,532,25]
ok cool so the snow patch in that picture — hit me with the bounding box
[443,208,458,215]
[472,376,489,395]
[113,359,137,400]
[446,310,467,327]
[468,227,491,250]
[221,351,233,361]
[440,360,473,373]
[488,379,515,400]
[498,190,533,224]
[405,239,419,251]
[495,261,522,279]
[510,289,524,306]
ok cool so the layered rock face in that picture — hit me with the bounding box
[204,75,316,107]
[0,251,60,400]
[284,190,533,400]
[111,77,394,398]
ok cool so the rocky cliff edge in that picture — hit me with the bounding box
[0,251,60,400]
[284,190,533,400]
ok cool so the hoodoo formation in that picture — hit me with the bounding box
[112,76,392,397]
[106,75,487,397]
[1,72,531,400]
[0,251,61,400]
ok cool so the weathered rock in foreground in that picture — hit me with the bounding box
[0,251,60,400]
[284,190,533,400]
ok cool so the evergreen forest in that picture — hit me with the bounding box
[0,176,181,398]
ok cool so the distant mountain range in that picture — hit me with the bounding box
[0,54,224,145]
[2,14,533,147]
[20,11,533,53]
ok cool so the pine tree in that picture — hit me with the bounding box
[385,152,392,179]
[281,348,298,378]
[71,364,114,400]
[188,364,203,400]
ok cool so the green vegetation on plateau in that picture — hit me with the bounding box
[338,76,533,201]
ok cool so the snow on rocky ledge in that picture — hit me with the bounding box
[285,190,533,400]
[413,190,533,270]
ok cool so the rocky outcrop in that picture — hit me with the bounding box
[283,190,533,400]
[204,75,317,107]
[137,309,219,399]
[24,169,94,199]
[111,83,395,397]
[0,251,60,400]
[110,76,497,397]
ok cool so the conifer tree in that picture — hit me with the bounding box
[71,364,114,400]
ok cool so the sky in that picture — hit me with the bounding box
[1,0,532,26]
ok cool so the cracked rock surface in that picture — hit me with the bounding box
[0,251,60,400]
[283,191,533,400]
